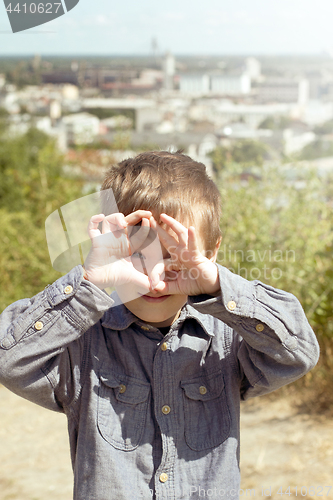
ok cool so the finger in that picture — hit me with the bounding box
[116,273,151,303]
[124,210,152,225]
[188,226,200,254]
[128,219,151,253]
[151,219,179,253]
[149,261,165,289]
[152,278,180,295]
[88,214,105,239]
[163,257,182,273]
[129,268,152,291]
[159,213,188,246]
[139,229,165,283]
[103,213,128,238]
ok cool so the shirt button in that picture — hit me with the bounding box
[1,337,12,349]
[34,321,43,331]
[256,323,264,332]
[159,473,168,483]
[227,300,236,311]
[199,385,207,395]
[161,342,168,351]
[162,405,171,415]
[119,384,126,393]
[64,285,73,295]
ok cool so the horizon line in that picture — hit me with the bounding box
[0,52,332,58]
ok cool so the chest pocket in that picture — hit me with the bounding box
[180,371,231,451]
[97,371,150,451]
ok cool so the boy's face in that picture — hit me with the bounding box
[116,220,213,328]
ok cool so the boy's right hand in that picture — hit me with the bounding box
[83,210,156,294]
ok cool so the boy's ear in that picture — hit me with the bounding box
[208,236,222,262]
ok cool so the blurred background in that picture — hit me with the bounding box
[0,0,333,498]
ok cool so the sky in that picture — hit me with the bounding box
[0,0,333,56]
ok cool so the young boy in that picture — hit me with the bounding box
[0,151,319,500]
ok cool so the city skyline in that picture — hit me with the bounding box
[0,0,333,56]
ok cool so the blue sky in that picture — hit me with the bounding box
[0,0,333,55]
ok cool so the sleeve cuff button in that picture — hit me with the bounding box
[256,324,264,332]
[34,321,43,331]
[227,300,236,311]
[64,285,73,295]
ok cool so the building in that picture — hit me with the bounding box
[163,53,175,91]
[256,78,309,105]
[245,57,261,82]
[179,74,210,94]
[210,73,251,95]
[179,72,251,96]
[62,112,100,145]
[82,98,162,132]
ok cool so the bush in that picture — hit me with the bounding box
[216,163,333,410]
[0,128,84,311]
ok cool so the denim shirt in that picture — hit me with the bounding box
[0,265,319,500]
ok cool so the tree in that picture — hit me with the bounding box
[298,139,333,160]
[0,107,9,135]
[216,165,333,409]
[209,139,269,173]
[313,119,333,136]
[258,115,293,130]
[0,128,85,311]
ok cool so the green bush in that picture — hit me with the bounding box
[0,128,84,311]
[216,162,333,409]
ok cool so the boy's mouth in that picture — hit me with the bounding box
[140,294,170,303]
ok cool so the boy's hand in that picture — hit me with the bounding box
[150,214,220,297]
[84,210,159,296]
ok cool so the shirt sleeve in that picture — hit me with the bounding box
[0,265,114,411]
[187,264,320,399]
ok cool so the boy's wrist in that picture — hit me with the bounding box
[82,266,89,281]
[200,261,220,296]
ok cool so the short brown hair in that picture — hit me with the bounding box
[101,150,222,252]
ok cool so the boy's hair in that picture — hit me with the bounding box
[101,150,222,253]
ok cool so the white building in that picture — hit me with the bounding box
[245,57,261,82]
[163,52,175,90]
[210,73,251,95]
[302,100,333,126]
[62,84,79,100]
[213,102,297,129]
[62,112,100,145]
[283,128,316,155]
[257,78,309,105]
[179,73,251,96]
[82,98,161,132]
[179,74,210,94]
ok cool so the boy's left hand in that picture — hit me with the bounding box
[149,214,220,297]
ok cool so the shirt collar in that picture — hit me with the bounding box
[101,292,215,338]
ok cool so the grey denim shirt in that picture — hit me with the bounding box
[0,264,319,500]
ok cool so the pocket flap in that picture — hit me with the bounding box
[100,372,150,404]
[181,371,224,401]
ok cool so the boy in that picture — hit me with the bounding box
[0,151,319,500]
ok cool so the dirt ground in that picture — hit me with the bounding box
[0,385,333,500]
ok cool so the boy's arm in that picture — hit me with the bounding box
[0,209,154,410]
[151,214,319,397]
[0,265,113,411]
[187,264,320,399]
